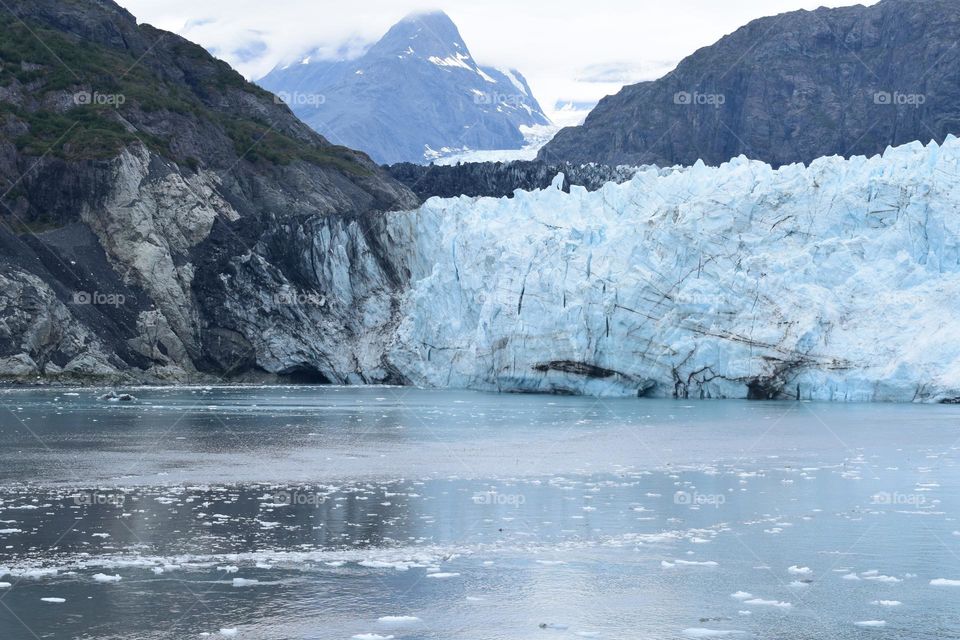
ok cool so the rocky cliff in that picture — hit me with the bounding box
[0,0,417,385]
[386,160,637,200]
[539,0,960,168]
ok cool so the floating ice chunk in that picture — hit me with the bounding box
[931,578,960,586]
[92,573,121,583]
[0,582,10,588]
[789,581,810,588]
[730,591,753,600]
[0,529,21,534]
[219,566,239,574]
[359,560,409,570]
[352,635,393,640]
[91,533,110,538]
[788,565,812,575]
[854,621,886,628]
[426,572,459,579]
[219,630,238,637]
[232,578,259,587]
[744,598,791,609]
[41,597,65,603]
[377,616,420,626]
[863,574,901,583]
[737,611,751,616]
[842,573,861,580]
[871,600,902,606]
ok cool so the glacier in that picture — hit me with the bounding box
[374,137,960,401]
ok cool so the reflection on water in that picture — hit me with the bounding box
[0,387,958,639]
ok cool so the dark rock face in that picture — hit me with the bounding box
[539,0,960,168]
[386,161,637,200]
[0,0,418,384]
[258,11,550,165]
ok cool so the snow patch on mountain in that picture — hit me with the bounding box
[427,124,560,165]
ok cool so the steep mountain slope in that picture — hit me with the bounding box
[0,0,417,384]
[539,0,960,168]
[258,11,550,165]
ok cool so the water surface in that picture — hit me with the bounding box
[0,387,958,639]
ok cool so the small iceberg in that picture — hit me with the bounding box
[92,573,121,583]
[854,621,886,628]
[931,578,960,586]
[377,616,420,626]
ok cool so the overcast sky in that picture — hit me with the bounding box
[115,0,878,123]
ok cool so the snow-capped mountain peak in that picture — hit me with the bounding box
[258,11,550,164]
[371,10,467,57]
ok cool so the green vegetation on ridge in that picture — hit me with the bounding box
[0,13,369,174]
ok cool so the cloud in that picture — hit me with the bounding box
[575,61,674,84]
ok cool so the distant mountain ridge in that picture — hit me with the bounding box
[258,11,550,164]
[539,0,960,168]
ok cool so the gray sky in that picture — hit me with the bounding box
[116,0,879,123]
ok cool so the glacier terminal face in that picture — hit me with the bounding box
[376,137,960,401]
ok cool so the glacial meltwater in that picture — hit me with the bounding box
[0,387,958,639]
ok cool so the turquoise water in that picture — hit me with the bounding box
[0,387,958,639]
